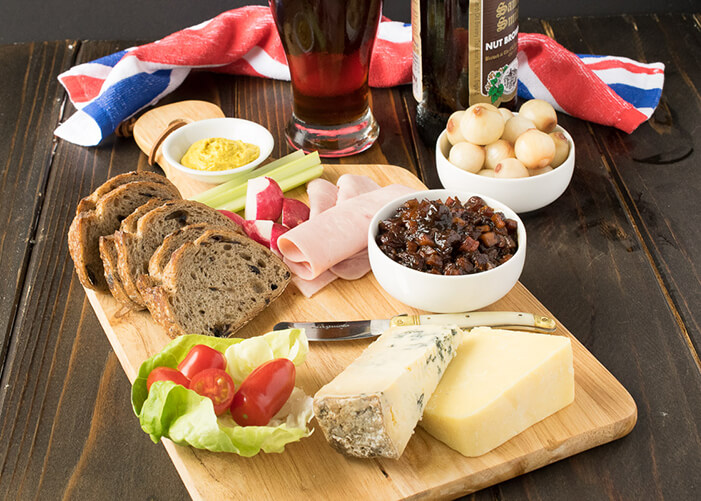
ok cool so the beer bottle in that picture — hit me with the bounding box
[412,0,519,144]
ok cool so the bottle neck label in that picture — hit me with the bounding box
[469,0,519,106]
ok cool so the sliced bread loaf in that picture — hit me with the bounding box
[147,223,218,281]
[99,198,171,310]
[76,171,177,214]
[68,181,182,291]
[140,229,291,338]
[114,200,243,308]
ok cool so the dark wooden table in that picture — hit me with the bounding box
[0,13,699,501]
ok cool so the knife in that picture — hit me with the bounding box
[273,311,557,341]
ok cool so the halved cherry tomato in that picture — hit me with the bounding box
[189,368,236,416]
[178,344,227,379]
[230,358,295,426]
[147,367,190,391]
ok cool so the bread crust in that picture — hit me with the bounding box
[99,235,144,310]
[68,211,103,289]
[139,284,183,338]
[98,197,174,309]
[76,171,177,214]
[67,180,181,291]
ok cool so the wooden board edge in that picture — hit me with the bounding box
[163,440,208,501]
[85,289,140,382]
[406,384,638,499]
[413,408,638,501]
[87,281,638,501]
[515,284,639,431]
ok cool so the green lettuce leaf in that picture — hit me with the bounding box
[225,328,309,384]
[131,330,313,455]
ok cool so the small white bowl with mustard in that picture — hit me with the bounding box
[162,117,274,184]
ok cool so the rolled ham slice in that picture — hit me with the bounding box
[291,270,338,298]
[307,178,338,218]
[336,174,381,203]
[292,251,370,297]
[329,249,371,280]
[278,184,416,280]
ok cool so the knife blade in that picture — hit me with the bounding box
[273,311,556,341]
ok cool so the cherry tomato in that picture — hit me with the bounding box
[178,344,227,379]
[147,367,190,391]
[230,358,295,426]
[189,368,236,416]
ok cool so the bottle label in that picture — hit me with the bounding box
[469,0,519,106]
[411,0,422,103]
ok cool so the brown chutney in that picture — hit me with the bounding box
[375,196,518,275]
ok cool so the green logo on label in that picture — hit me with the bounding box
[486,62,517,103]
[486,65,508,103]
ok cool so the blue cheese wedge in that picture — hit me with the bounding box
[313,325,462,459]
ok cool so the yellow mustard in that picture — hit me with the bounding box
[181,138,260,171]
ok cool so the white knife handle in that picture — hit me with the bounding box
[389,311,556,332]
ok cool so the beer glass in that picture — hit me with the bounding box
[269,0,382,157]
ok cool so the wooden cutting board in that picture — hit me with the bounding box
[85,161,636,501]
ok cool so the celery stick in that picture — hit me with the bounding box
[217,164,324,212]
[260,151,320,185]
[191,150,305,203]
[202,152,321,208]
[277,164,324,192]
[203,154,320,208]
[197,150,304,200]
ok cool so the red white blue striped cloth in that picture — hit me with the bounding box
[54,6,664,146]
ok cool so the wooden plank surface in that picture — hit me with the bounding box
[0,41,191,501]
[504,17,701,500]
[572,14,701,356]
[87,163,635,501]
[0,13,699,500]
[0,41,76,389]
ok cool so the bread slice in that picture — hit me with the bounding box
[99,198,171,310]
[134,222,232,297]
[117,197,167,234]
[99,235,140,309]
[68,181,182,291]
[140,229,291,338]
[76,171,177,215]
[114,200,243,308]
[147,223,218,281]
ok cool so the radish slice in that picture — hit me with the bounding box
[281,198,310,229]
[217,209,245,226]
[245,177,283,221]
[241,220,266,245]
[241,220,289,256]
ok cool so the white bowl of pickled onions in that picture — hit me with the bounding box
[436,100,575,213]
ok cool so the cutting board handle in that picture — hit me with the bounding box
[147,118,190,166]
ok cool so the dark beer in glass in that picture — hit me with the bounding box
[270,0,382,157]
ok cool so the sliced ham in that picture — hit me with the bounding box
[293,251,370,297]
[279,184,416,280]
[329,250,371,280]
[336,174,381,203]
[307,178,338,218]
[291,270,338,298]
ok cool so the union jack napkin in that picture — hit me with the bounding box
[54,6,664,146]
